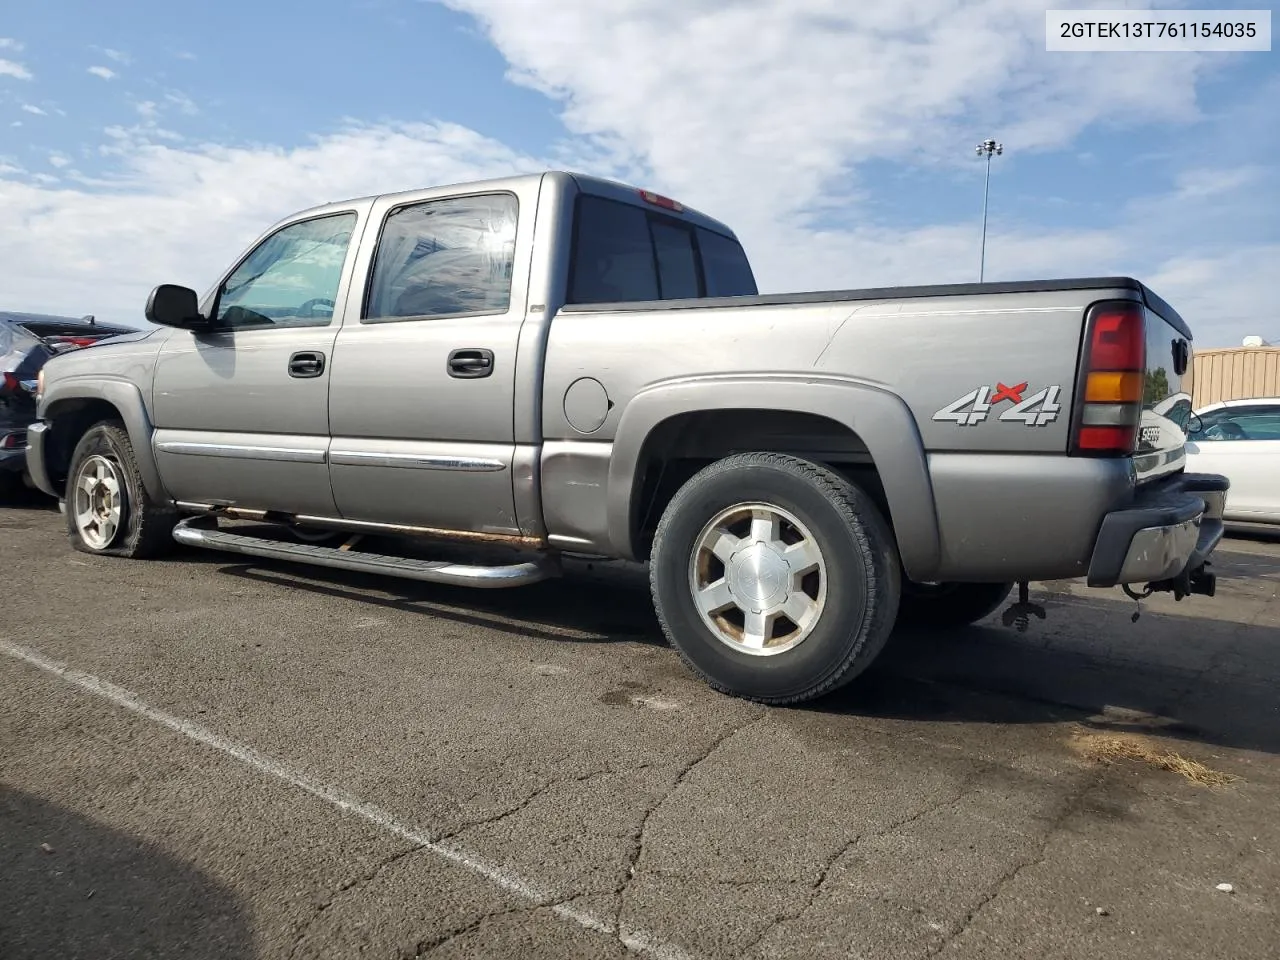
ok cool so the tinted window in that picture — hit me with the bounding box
[216,212,357,329]
[365,193,518,321]
[650,221,700,299]
[697,228,758,296]
[569,196,658,303]
[568,194,758,305]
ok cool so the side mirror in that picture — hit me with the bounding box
[145,284,207,329]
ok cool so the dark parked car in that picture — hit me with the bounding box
[1,311,137,497]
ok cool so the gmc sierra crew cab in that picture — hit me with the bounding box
[26,170,1229,705]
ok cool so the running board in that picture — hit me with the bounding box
[172,518,557,589]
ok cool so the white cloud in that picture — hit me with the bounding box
[0,116,1264,346]
[435,0,1212,221]
[48,153,71,168]
[0,1,1272,349]
[87,65,117,80]
[0,122,541,322]
[0,38,23,51]
[165,90,199,115]
[1173,166,1262,201]
[21,103,46,115]
[102,48,132,64]
[422,0,1270,345]
[0,58,32,80]
[9,120,20,128]
[135,100,160,119]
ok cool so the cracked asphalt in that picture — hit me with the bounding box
[3,493,1279,960]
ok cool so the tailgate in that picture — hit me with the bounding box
[1135,303,1194,483]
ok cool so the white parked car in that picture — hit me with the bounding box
[1185,398,1280,526]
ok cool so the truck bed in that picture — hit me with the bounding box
[556,275,1193,339]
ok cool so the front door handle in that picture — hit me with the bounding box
[448,348,494,379]
[288,351,325,378]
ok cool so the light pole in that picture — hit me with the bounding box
[976,138,1003,282]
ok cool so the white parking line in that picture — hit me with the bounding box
[2,640,698,960]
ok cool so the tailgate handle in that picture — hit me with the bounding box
[288,351,325,378]
[448,348,494,379]
[1172,338,1189,376]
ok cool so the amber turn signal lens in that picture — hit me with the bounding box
[1085,370,1143,403]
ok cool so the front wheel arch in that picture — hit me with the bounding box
[41,380,169,502]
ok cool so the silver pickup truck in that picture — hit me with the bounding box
[27,170,1228,704]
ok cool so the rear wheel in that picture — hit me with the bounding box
[65,421,176,558]
[895,581,1013,629]
[649,452,901,705]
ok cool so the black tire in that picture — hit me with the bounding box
[649,452,901,705]
[286,522,343,544]
[0,471,21,503]
[64,420,177,559]
[895,581,1013,629]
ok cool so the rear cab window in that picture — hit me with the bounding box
[567,194,757,305]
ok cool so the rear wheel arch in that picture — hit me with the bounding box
[607,379,942,578]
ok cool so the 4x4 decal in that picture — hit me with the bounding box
[933,382,1063,427]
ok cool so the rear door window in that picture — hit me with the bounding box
[365,193,519,322]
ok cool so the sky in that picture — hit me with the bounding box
[1,0,1276,348]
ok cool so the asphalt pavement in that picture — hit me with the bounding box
[3,491,1278,960]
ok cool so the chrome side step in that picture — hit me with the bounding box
[172,518,557,589]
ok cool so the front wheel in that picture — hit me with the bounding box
[649,452,901,705]
[65,421,176,558]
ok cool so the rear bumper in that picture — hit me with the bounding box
[23,419,57,496]
[1086,472,1228,588]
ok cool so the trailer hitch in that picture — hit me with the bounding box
[1146,561,1217,602]
[1123,561,1216,621]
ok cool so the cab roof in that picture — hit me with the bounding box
[298,170,742,241]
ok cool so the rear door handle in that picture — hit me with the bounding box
[288,351,325,378]
[448,348,495,379]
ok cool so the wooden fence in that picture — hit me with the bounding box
[1188,346,1280,408]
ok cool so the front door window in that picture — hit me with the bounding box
[215,212,357,329]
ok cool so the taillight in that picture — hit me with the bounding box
[1,430,28,450]
[1071,300,1146,456]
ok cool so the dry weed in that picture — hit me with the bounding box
[1069,730,1242,786]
